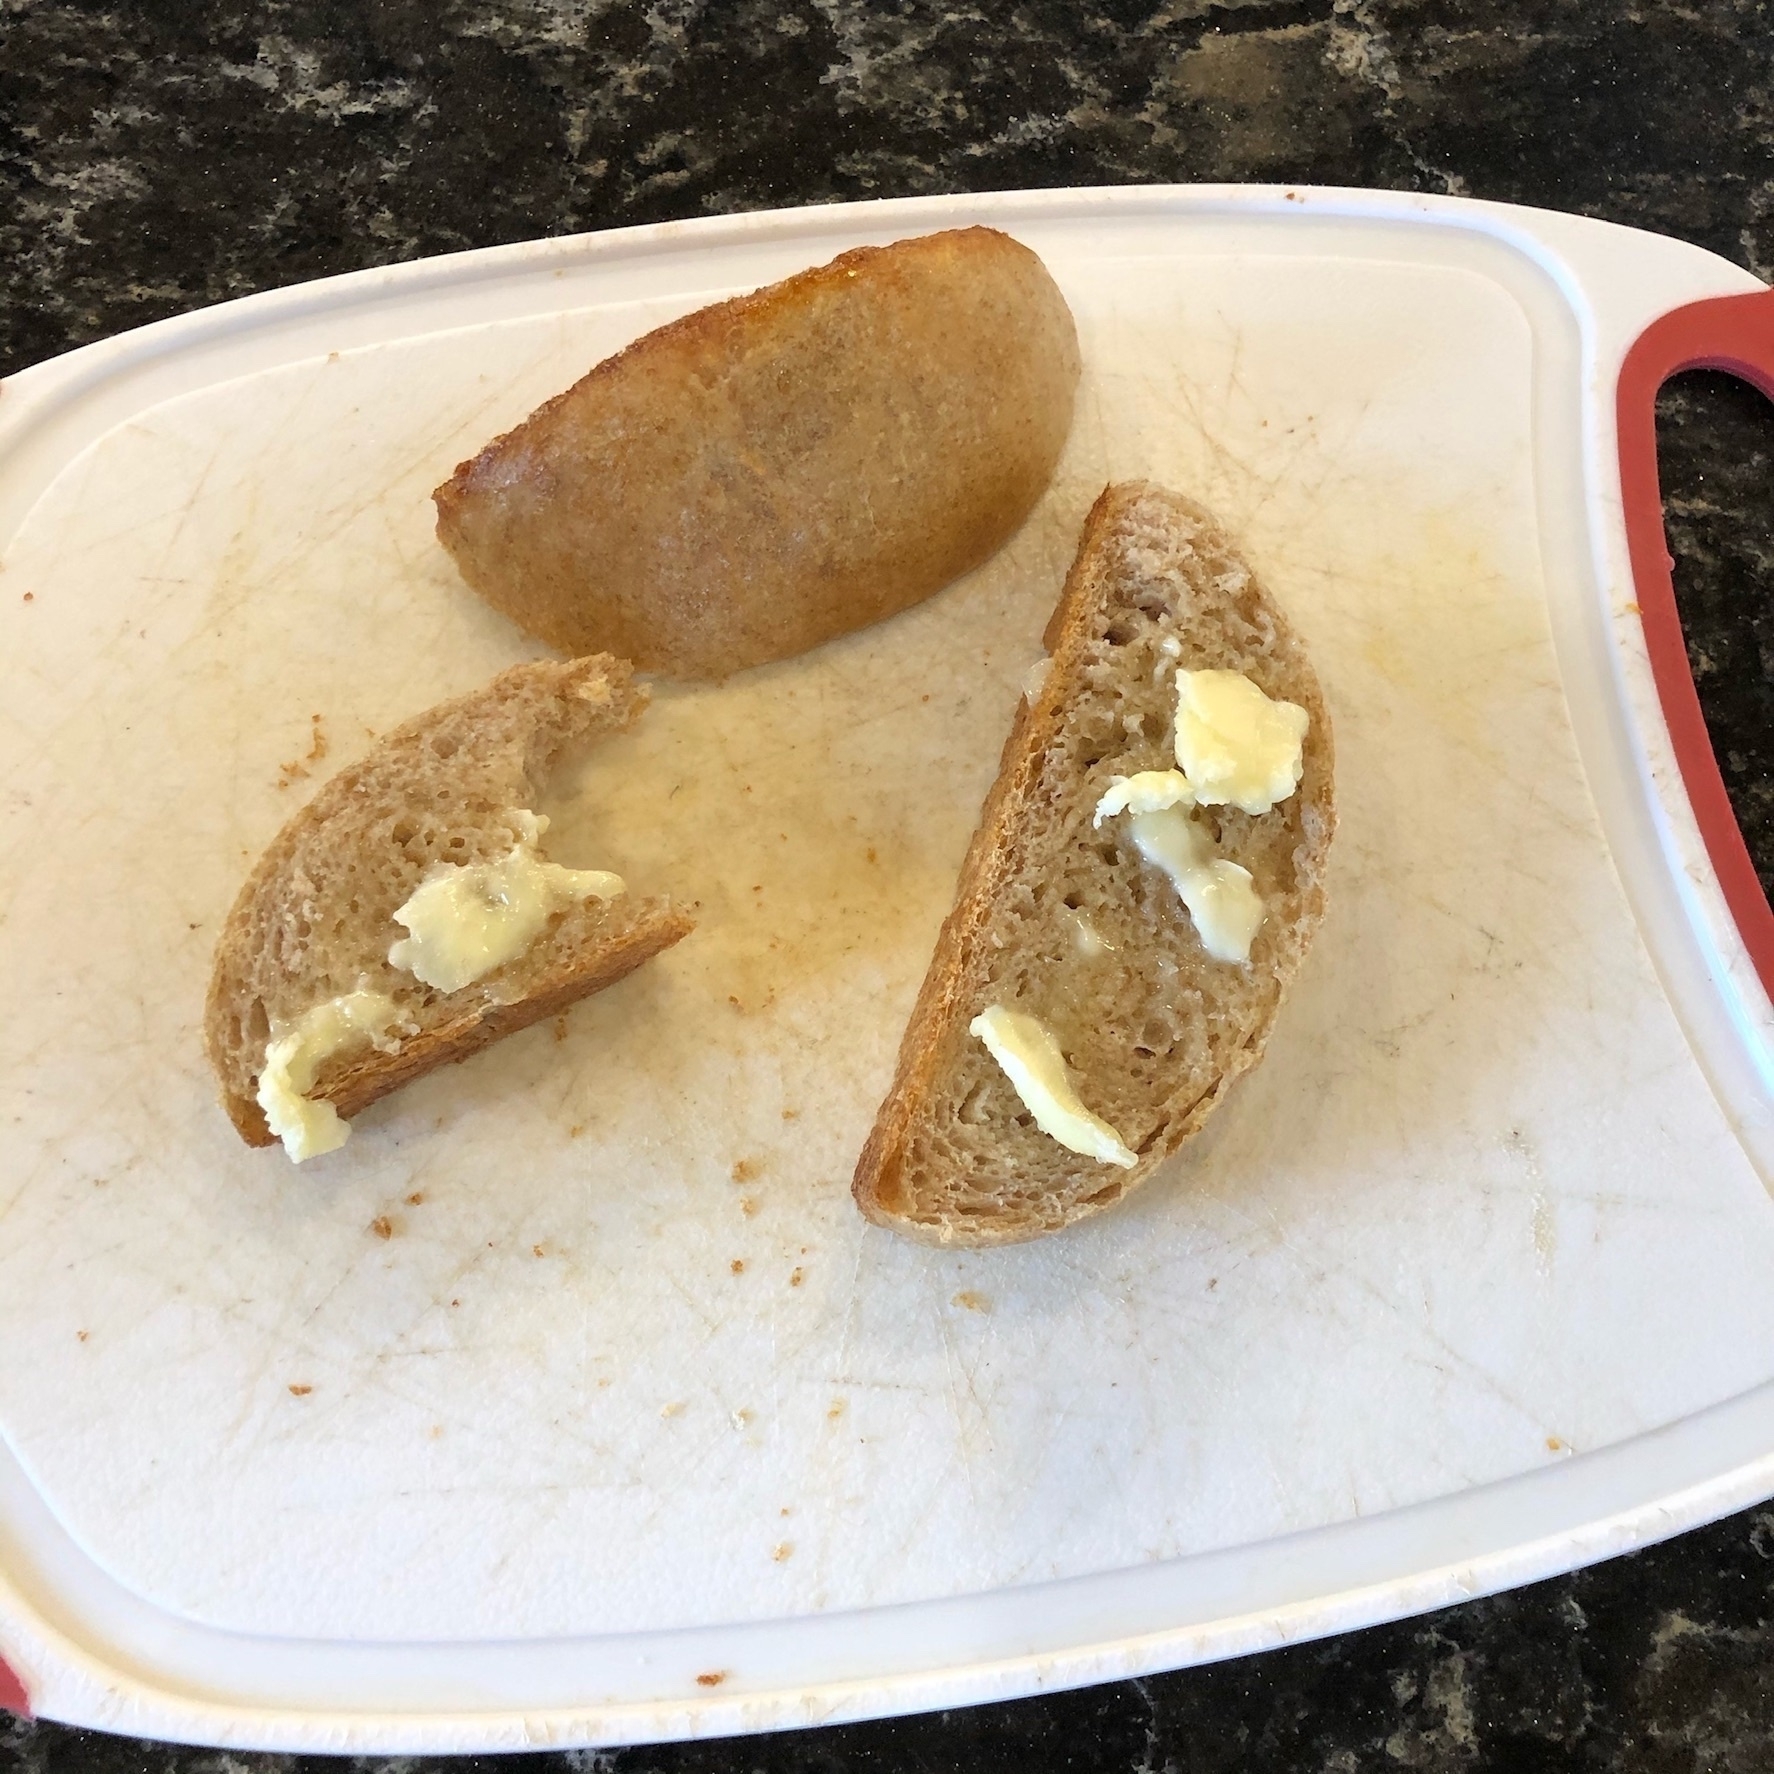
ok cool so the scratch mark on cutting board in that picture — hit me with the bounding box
[152,437,227,582]
[1211,1193,1555,1431]
[832,1224,871,1380]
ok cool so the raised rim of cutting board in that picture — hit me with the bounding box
[1,182,1771,1751]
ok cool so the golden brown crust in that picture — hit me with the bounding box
[853,483,1337,1246]
[222,905,695,1146]
[432,226,1080,679]
[851,685,1050,1226]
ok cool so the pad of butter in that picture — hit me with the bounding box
[1128,806,1264,964]
[1173,669,1310,814]
[969,1004,1137,1168]
[1094,670,1306,962]
[1092,769,1195,826]
[389,812,624,994]
[257,991,404,1163]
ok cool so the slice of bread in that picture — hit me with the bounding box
[853,483,1336,1246]
[433,226,1080,680]
[205,657,694,1150]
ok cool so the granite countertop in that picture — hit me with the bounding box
[3,2,1773,1768]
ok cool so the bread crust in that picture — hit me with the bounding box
[205,656,694,1150]
[853,483,1337,1245]
[432,226,1080,679]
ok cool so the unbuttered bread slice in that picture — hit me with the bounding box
[206,657,693,1148]
[433,227,1079,680]
[853,483,1335,1245]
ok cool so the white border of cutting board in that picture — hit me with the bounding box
[2,184,1772,1751]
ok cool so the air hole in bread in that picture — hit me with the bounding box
[430,735,459,760]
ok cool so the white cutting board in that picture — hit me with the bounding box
[1,186,1773,1749]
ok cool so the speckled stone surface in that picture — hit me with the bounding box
[3,1,1774,1767]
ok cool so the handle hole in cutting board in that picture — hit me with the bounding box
[1655,369,1774,912]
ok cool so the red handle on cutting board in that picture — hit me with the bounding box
[1617,289,1774,1003]
[0,1654,29,1718]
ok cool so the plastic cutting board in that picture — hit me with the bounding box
[1,185,1772,1750]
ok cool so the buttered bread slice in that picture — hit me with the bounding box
[205,656,693,1161]
[853,483,1336,1245]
